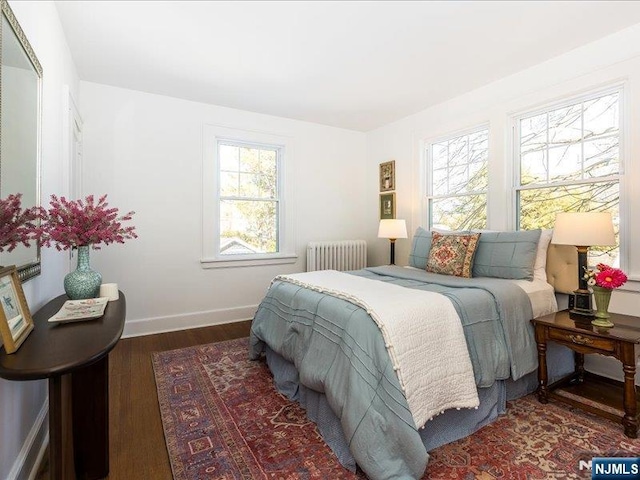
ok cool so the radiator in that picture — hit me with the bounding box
[306,240,367,272]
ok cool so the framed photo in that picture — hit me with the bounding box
[379,193,396,220]
[379,160,395,192]
[0,266,34,354]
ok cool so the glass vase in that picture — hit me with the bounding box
[64,245,102,300]
[591,285,613,328]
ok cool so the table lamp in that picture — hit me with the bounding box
[551,212,616,316]
[378,219,407,265]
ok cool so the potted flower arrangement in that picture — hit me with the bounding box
[583,263,627,327]
[0,193,40,254]
[40,194,137,299]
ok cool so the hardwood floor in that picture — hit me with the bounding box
[36,320,252,480]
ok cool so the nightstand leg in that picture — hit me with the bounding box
[574,352,585,383]
[536,339,549,404]
[622,348,638,438]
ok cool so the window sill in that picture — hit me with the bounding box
[200,254,298,269]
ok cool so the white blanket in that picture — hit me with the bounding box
[275,270,479,428]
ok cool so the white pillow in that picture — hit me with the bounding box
[533,229,553,282]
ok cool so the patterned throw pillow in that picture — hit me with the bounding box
[426,232,481,278]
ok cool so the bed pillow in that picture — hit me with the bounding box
[408,227,433,269]
[472,229,542,280]
[533,229,553,283]
[426,232,481,278]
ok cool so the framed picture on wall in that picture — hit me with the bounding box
[0,266,34,354]
[379,160,395,192]
[379,192,396,220]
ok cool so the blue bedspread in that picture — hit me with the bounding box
[249,266,536,479]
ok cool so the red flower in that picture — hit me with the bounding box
[595,268,627,289]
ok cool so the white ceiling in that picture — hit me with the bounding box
[55,1,640,132]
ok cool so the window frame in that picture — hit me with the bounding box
[424,124,490,231]
[201,124,297,268]
[510,84,625,265]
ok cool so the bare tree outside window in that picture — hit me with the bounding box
[516,91,621,266]
[428,129,488,230]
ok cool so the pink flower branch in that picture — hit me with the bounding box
[0,194,41,252]
[40,194,138,250]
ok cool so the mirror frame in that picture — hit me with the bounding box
[0,0,43,282]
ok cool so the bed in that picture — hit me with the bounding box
[249,229,578,480]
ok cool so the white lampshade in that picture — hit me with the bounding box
[378,219,408,239]
[551,212,616,247]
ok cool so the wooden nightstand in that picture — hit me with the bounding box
[531,310,640,438]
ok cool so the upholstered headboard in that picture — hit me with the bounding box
[545,243,578,294]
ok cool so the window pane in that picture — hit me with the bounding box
[520,113,547,155]
[238,173,260,197]
[239,146,260,172]
[584,137,618,178]
[548,143,582,182]
[548,104,582,147]
[432,168,448,196]
[518,182,619,266]
[220,171,239,197]
[520,149,547,185]
[448,165,468,194]
[584,93,618,139]
[432,142,448,169]
[219,200,278,254]
[448,136,469,167]
[468,131,488,164]
[219,144,239,171]
[430,195,486,231]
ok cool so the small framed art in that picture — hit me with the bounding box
[379,192,396,220]
[379,160,395,192]
[0,266,34,354]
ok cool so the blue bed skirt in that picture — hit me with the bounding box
[265,342,573,473]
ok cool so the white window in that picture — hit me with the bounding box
[202,125,296,268]
[426,127,489,230]
[514,88,622,266]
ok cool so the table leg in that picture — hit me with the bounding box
[535,326,549,403]
[72,355,109,480]
[49,376,63,480]
[574,352,585,383]
[621,344,638,438]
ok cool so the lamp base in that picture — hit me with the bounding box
[569,290,594,317]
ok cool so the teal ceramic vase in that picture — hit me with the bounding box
[64,245,102,300]
[591,285,614,328]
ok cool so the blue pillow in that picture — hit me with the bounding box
[472,230,542,280]
[408,227,432,269]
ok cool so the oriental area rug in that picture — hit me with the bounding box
[152,338,640,479]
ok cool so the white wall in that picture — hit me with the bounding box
[365,23,640,381]
[78,82,367,336]
[1,2,79,479]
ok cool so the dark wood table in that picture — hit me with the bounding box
[531,309,640,438]
[0,292,126,480]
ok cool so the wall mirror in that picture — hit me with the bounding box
[0,0,42,282]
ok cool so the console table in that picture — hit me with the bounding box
[0,292,126,480]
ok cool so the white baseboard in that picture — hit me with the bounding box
[8,399,48,480]
[122,304,258,338]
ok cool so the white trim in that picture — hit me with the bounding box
[122,304,258,338]
[7,399,48,480]
[200,253,297,269]
[202,124,295,267]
